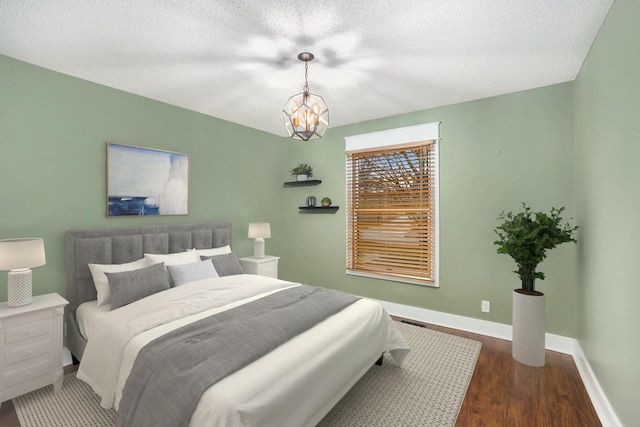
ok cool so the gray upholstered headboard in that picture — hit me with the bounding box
[65,221,232,314]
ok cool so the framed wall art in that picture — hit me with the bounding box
[107,142,189,216]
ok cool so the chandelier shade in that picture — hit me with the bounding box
[282,52,329,141]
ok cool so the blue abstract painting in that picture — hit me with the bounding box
[107,143,189,216]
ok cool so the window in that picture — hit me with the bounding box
[345,123,440,287]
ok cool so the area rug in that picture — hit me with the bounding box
[13,372,116,426]
[318,321,482,426]
[14,321,481,427]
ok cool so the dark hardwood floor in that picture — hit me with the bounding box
[0,323,601,427]
[0,399,18,427]
[415,319,602,427]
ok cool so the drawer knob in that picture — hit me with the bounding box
[27,330,32,335]
[26,350,32,355]
[27,371,31,376]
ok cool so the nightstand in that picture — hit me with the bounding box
[0,293,68,408]
[239,256,280,279]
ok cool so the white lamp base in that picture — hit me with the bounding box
[8,268,33,307]
[253,238,265,258]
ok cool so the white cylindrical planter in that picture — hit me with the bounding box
[512,289,545,367]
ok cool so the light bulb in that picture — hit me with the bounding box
[290,103,300,127]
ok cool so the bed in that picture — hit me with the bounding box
[66,221,410,427]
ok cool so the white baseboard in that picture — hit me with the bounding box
[370,298,577,353]
[368,298,621,427]
[573,342,623,427]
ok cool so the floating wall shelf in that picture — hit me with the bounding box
[299,206,339,213]
[283,179,322,187]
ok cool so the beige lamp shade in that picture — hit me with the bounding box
[0,238,46,270]
[248,223,271,239]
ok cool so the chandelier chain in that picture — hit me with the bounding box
[303,61,309,94]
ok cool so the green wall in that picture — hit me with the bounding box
[0,54,288,301]
[0,53,578,337]
[282,83,578,337]
[574,0,640,424]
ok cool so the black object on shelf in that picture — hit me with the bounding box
[299,206,339,213]
[283,179,322,187]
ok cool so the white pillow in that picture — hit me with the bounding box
[193,245,232,257]
[88,258,150,307]
[144,249,200,266]
[166,259,219,286]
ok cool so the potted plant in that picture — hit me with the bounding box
[321,197,331,207]
[494,203,578,366]
[290,163,313,181]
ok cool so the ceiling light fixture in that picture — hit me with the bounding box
[282,52,329,141]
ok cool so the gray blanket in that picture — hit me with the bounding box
[116,285,360,427]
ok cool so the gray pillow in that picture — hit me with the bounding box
[166,259,219,287]
[105,262,171,310]
[200,252,244,276]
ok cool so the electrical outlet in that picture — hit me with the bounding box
[481,300,490,313]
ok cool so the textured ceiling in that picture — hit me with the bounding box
[0,0,613,137]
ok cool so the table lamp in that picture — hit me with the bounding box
[248,223,271,258]
[0,238,46,307]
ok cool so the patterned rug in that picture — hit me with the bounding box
[14,321,481,427]
[13,372,116,427]
[318,321,482,427]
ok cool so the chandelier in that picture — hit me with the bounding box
[282,52,329,141]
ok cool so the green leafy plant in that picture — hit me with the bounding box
[321,197,331,205]
[494,203,578,292]
[289,163,313,177]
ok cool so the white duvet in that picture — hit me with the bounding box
[76,274,410,427]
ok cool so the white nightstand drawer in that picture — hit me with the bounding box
[6,340,51,366]
[4,360,51,388]
[239,256,280,279]
[258,264,276,278]
[5,320,51,345]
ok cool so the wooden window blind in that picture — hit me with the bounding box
[346,140,437,286]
